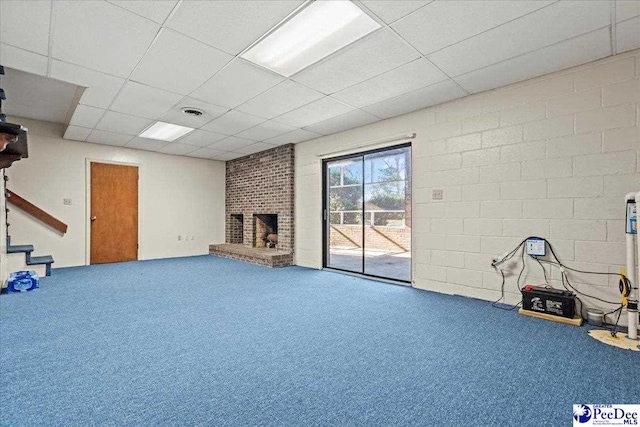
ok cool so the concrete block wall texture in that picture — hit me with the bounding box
[295,49,640,321]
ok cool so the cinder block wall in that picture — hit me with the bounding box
[295,49,639,317]
[226,144,295,252]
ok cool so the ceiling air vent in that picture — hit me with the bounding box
[181,107,204,117]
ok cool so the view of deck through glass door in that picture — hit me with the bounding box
[323,144,411,282]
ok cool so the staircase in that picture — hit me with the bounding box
[0,68,54,280]
[6,235,53,276]
[3,174,57,278]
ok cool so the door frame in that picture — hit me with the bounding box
[84,159,141,265]
[321,142,412,284]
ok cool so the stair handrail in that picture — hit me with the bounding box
[5,189,68,234]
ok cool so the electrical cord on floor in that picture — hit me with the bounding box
[491,236,632,336]
[491,268,521,311]
[564,271,627,337]
[491,240,528,310]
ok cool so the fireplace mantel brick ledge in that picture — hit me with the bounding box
[210,144,295,267]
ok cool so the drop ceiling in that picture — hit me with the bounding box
[0,0,638,161]
[1,68,80,123]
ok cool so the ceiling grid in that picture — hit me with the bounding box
[0,0,637,160]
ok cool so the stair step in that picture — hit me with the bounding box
[27,255,54,277]
[27,255,54,265]
[7,244,34,254]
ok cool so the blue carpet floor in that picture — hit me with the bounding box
[0,255,637,426]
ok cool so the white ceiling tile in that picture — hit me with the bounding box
[160,98,228,129]
[131,29,232,95]
[63,125,91,142]
[51,1,160,78]
[157,142,200,156]
[2,68,79,123]
[213,151,245,161]
[86,129,134,146]
[200,110,266,135]
[176,129,227,147]
[616,0,640,22]
[236,80,323,119]
[110,81,183,119]
[263,128,322,145]
[190,59,284,109]
[273,97,355,128]
[187,147,228,159]
[304,109,380,135]
[166,1,304,55]
[428,1,611,77]
[69,105,105,128]
[616,16,640,53]
[235,121,297,141]
[332,58,448,108]
[0,44,48,76]
[234,142,277,155]
[208,136,255,152]
[392,1,553,55]
[126,136,170,152]
[0,0,51,55]
[361,1,432,24]
[108,0,178,24]
[292,29,419,94]
[50,60,125,109]
[362,80,465,119]
[95,111,153,135]
[455,28,612,94]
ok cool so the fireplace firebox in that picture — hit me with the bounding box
[253,214,278,249]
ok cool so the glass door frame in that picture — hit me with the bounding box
[321,142,412,284]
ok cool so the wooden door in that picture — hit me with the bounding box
[90,162,138,264]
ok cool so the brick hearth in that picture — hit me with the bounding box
[209,244,293,268]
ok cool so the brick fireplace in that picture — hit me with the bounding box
[210,144,294,267]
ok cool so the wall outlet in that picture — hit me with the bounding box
[63,198,72,205]
[432,189,443,200]
[178,235,182,241]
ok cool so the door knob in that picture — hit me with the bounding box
[90,216,97,222]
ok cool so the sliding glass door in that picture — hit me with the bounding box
[326,155,365,274]
[323,144,411,282]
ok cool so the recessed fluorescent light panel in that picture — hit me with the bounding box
[241,1,381,77]
[139,121,194,141]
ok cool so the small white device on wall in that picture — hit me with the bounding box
[525,238,546,257]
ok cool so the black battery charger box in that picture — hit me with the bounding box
[521,286,576,318]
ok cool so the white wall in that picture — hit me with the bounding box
[296,49,640,317]
[4,117,225,268]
